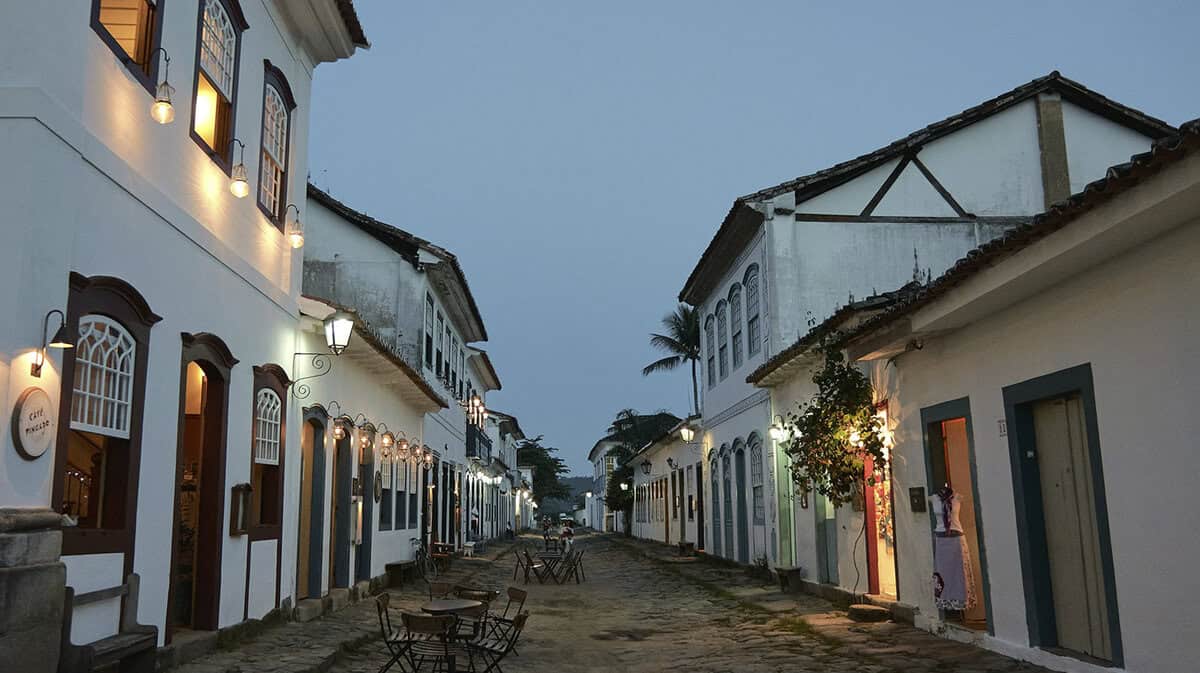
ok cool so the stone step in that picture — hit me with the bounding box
[848,603,891,623]
[294,598,323,623]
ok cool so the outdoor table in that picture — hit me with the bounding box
[536,552,564,575]
[421,598,483,615]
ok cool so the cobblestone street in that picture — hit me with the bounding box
[171,532,1054,673]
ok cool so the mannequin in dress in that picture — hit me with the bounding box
[930,482,975,611]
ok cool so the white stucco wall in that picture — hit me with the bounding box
[0,0,356,646]
[863,208,1200,673]
[630,437,704,547]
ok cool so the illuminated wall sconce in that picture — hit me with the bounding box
[149,47,175,124]
[619,482,629,492]
[768,415,790,443]
[291,310,354,399]
[31,309,76,377]
[284,204,305,249]
[229,139,249,198]
[679,426,695,443]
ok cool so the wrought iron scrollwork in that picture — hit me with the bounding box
[290,352,332,400]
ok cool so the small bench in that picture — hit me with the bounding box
[386,560,417,588]
[59,573,157,673]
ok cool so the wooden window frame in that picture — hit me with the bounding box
[256,60,297,227]
[90,0,166,94]
[188,0,249,173]
[744,264,761,357]
[424,294,435,370]
[249,364,289,541]
[53,274,161,572]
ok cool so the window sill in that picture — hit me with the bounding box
[248,524,281,541]
[63,527,132,556]
[189,130,233,176]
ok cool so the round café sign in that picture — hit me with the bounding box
[12,387,55,460]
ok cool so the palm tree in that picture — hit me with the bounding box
[641,304,701,416]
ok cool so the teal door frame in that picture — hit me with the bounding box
[1002,364,1122,666]
[920,397,993,635]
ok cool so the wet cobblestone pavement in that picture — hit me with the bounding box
[171,533,1054,672]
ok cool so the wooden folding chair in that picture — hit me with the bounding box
[468,612,528,673]
[399,611,468,673]
[374,593,406,673]
[522,549,551,584]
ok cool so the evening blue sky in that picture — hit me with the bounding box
[309,1,1200,474]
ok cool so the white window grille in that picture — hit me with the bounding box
[253,388,281,465]
[381,460,392,488]
[745,265,761,356]
[200,0,237,96]
[750,435,765,524]
[716,300,729,380]
[704,315,715,388]
[71,315,136,439]
[729,284,743,369]
[259,84,288,215]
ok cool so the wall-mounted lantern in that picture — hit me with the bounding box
[229,139,249,198]
[666,457,678,471]
[31,309,76,377]
[679,426,695,443]
[291,310,355,399]
[149,47,175,124]
[769,415,790,443]
[640,460,652,476]
[284,204,305,249]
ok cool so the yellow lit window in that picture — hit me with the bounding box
[95,0,157,75]
[191,0,241,163]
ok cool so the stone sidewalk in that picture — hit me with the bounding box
[614,534,1051,673]
[166,540,517,673]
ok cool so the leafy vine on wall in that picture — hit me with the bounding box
[779,341,888,508]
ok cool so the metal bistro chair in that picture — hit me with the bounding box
[374,593,406,673]
[399,611,469,673]
[428,581,454,600]
[467,612,528,673]
[522,549,552,584]
[555,550,582,585]
[486,587,527,656]
[450,602,490,643]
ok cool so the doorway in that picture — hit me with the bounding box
[168,334,235,640]
[864,452,897,599]
[814,493,839,584]
[1004,365,1121,666]
[922,398,990,632]
[734,445,750,564]
[297,412,325,600]
[329,428,352,591]
[721,451,733,558]
[695,463,705,551]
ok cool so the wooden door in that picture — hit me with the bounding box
[1033,396,1110,660]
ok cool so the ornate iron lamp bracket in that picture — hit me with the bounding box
[291,352,332,400]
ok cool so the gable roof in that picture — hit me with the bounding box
[679,71,1177,305]
[307,183,489,342]
[840,117,1200,352]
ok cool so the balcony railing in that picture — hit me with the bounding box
[466,423,492,460]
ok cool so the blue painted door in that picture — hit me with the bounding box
[735,448,749,563]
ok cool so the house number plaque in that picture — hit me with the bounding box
[12,387,55,460]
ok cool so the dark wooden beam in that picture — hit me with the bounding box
[910,154,969,217]
[860,156,911,216]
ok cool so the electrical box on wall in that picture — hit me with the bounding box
[909,487,927,513]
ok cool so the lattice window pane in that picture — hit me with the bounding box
[200,0,237,96]
[259,84,288,214]
[745,265,761,356]
[381,461,392,488]
[750,438,765,523]
[253,388,281,465]
[71,315,135,439]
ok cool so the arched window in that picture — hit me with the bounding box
[749,433,765,524]
[728,284,743,370]
[55,274,161,562]
[716,300,729,380]
[710,454,721,556]
[253,389,281,465]
[71,315,136,438]
[192,0,247,164]
[744,265,761,356]
[251,365,289,532]
[258,62,296,224]
[704,315,716,389]
[721,448,734,557]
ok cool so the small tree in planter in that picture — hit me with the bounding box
[778,342,888,507]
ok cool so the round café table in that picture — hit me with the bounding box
[421,598,482,615]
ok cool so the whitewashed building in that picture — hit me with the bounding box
[290,296,446,615]
[486,409,526,537]
[629,417,704,548]
[0,1,366,665]
[586,437,621,532]
[304,185,502,556]
[760,121,1200,673]
[683,72,1175,573]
